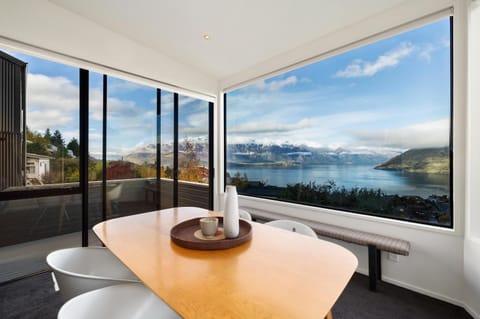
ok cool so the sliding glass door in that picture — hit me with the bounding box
[177,95,211,208]
[0,48,214,283]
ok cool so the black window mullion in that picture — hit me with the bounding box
[102,74,107,221]
[208,101,214,210]
[223,93,227,193]
[173,93,179,207]
[79,69,89,247]
[449,16,454,229]
[156,89,161,210]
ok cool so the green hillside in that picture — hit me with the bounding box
[374,147,450,174]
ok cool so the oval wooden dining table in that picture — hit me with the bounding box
[93,207,358,319]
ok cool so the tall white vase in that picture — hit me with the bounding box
[223,185,239,238]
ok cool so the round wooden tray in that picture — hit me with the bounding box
[170,217,252,250]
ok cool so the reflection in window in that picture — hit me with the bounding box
[159,90,174,208]
[226,18,452,227]
[178,95,209,184]
[106,76,157,215]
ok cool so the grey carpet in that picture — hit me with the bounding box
[333,274,472,319]
[0,272,62,319]
[0,272,473,319]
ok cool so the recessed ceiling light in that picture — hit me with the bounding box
[203,34,210,40]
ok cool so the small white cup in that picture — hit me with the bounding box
[199,217,218,237]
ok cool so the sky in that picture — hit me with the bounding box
[2,50,209,159]
[2,17,450,158]
[227,17,451,153]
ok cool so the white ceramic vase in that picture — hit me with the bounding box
[223,185,239,238]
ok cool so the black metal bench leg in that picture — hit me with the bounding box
[368,245,379,291]
[377,249,382,281]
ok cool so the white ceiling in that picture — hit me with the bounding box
[50,0,408,81]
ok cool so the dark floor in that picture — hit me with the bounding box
[333,274,472,319]
[0,272,473,319]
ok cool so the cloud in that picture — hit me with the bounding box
[89,87,103,121]
[179,96,196,106]
[350,118,450,149]
[108,79,153,94]
[255,76,298,91]
[418,39,450,62]
[28,110,74,132]
[229,111,383,136]
[26,73,79,132]
[185,111,208,127]
[27,74,79,110]
[107,97,137,118]
[418,43,435,62]
[334,42,415,78]
[230,118,316,134]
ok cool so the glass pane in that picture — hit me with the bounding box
[106,76,157,217]
[160,90,174,209]
[0,194,81,282]
[1,49,80,191]
[178,95,209,208]
[0,48,82,282]
[88,72,104,246]
[226,18,452,227]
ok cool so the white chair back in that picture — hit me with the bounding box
[265,220,317,238]
[58,283,180,319]
[47,247,139,301]
[238,209,252,221]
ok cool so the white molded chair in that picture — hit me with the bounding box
[47,247,140,301]
[238,208,252,221]
[58,283,181,319]
[265,219,317,238]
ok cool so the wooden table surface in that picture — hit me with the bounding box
[93,207,357,319]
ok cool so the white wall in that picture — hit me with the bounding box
[464,1,480,317]
[0,0,218,98]
[218,0,477,312]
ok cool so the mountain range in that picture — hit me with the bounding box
[122,141,449,174]
[227,143,398,167]
[124,138,209,166]
[374,147,450,174]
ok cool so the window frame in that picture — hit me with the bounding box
[224,16,454,229]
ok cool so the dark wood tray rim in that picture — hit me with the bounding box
[170,217,252,250]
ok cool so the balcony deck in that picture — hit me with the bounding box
[0,178,210,283]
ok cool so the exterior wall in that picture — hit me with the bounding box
[26,156,51,181]
[0,51,25,191]
[38,159,49,178]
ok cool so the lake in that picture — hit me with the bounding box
[227,164,450,198]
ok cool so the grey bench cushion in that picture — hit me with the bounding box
[312,222,410,256]
[244,207,410,256]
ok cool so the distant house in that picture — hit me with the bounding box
[26,153,53,184]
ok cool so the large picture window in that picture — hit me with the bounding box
[226,17,452,227]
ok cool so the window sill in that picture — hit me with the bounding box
[238,194,462,237]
